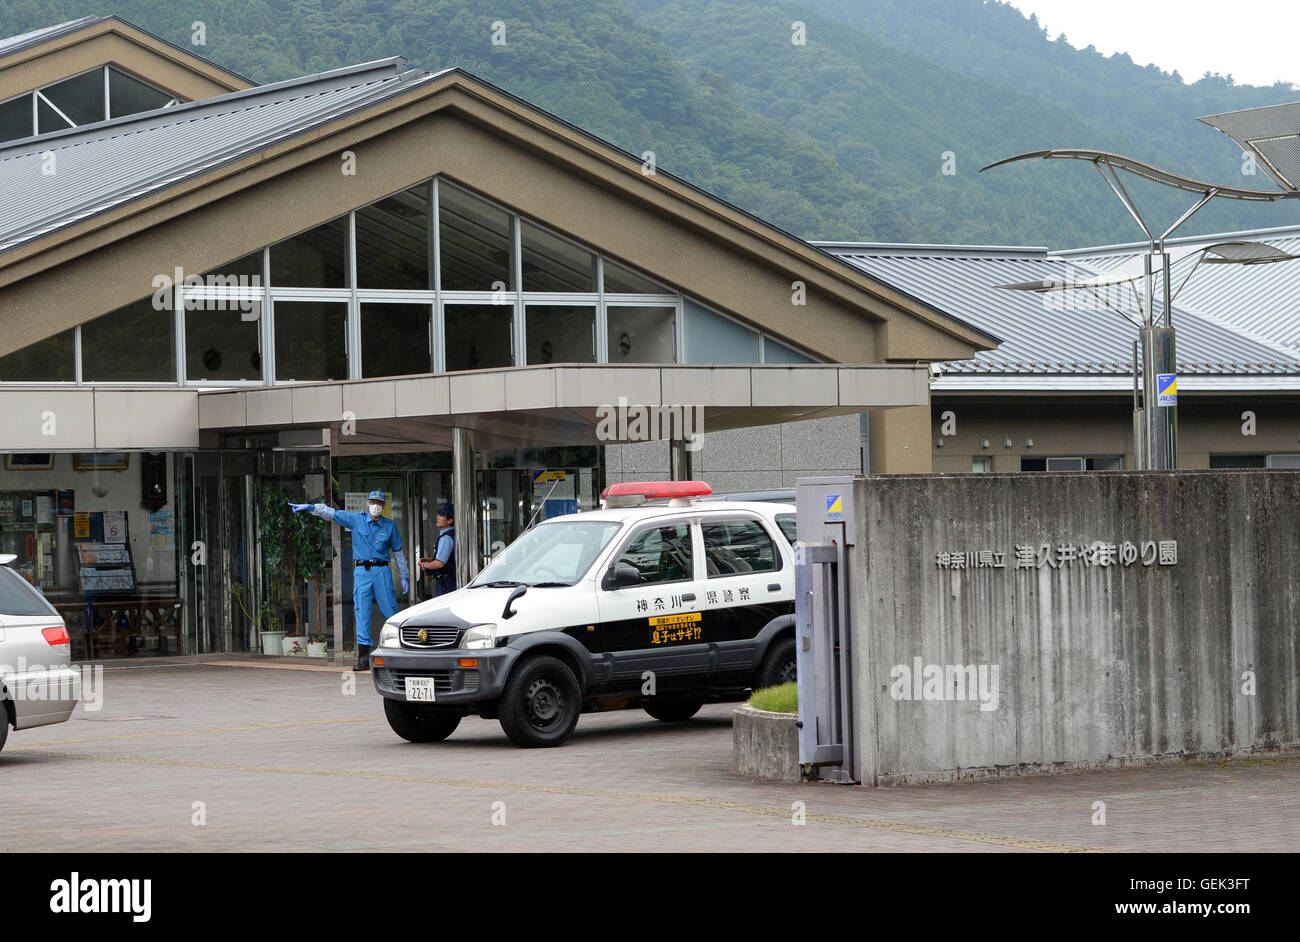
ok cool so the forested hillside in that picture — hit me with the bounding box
[1,0,1296,246]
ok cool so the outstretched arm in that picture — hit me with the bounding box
[289,502,350,525]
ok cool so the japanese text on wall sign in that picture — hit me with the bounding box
[936,540,1178,570]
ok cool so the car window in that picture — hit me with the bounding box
[702,519,779,577]
[0,566,58,616]
[614,523,693,585]
[775,514,796,546]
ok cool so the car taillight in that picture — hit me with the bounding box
[42,625,70,646]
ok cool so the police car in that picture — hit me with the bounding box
[371,481,797,747]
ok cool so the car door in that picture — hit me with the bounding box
[594,519,707,687]
[696,513,793,680]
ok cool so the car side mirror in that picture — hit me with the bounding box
[602,564,640,590]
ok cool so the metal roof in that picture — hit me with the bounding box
[0,59,443,255]
[1059,224,1300,353]
[0,16,106,58]
[820,244,1300,382]
[0,16,254,86]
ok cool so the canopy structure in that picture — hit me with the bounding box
[1199,101,1300,192]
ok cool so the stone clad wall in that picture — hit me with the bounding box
[848,471,1300,785]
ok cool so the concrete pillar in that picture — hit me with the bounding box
[452,427,480,586]
[868,405,933,473]
[670,438,693,481]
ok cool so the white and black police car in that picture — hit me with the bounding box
[371,481,797,747]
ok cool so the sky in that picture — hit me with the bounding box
[1009,0,1300,88]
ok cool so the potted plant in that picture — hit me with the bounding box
[233,581,287,656]
[307,632,328,658]
[260,487,328,656]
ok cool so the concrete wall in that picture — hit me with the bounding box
[604,413,862,489]
[843,470,1300,785]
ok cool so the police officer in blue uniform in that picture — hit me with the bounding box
[418,502,457,596]
[290,489,408,671]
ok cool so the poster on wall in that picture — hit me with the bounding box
[149,509,175,551]
[0,497,14,517]
[103,510,126,543]
[73,513,90,538]
[57,489,74,514]
[36,494,52,523]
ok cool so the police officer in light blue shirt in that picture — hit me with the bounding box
[418,502,457,596]
[290,489,408,671]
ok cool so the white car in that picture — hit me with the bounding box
[0,554,81,755]
[372,481,797,747]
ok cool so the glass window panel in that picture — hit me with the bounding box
[972,457,992,473]
[0,328,75,381]
[186,304,262,381]
[1266,454,1300,469]
[361,302,431,377]
[1085,456,1123,471]
[702,520,777,578]
[273,300,348,381]
[603,258,668,294]
[1045,457,1085,471]
[444,304,512,371]
[1020,457,1047,472]
[614,524,693,585]
[525,305,594,364]
[81,298,175,382]
[521,221,594,292]
[438,184,512,291]
[36,95,74,134]
[202,251,263,282]
[108,67,174,119]
[41,71,105,127]
[608,305,675,363]
[0,95,32,143]
[356,186,430,290]
[270,217,347,288]
[763,337,816,364]
[683,298,759,363]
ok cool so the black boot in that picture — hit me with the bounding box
[353,643,372,672]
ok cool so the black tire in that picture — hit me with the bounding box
[498,655,581,748]
[0,705,8,755]
[755,637,797,690]
[383,698,462,743]
[643,697,705,722]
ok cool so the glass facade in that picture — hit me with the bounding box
[1,176,817,386]
[0,65,180,143]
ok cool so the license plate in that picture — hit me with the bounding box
[405,677,437,701]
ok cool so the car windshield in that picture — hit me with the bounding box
[470,520,624,587]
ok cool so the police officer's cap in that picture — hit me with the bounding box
[437,503,454,519]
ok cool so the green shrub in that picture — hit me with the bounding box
[748,682,797,713]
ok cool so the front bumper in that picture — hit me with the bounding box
[371,646,518,704]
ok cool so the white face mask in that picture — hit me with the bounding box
[368,502,384,518]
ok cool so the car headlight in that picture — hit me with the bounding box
[461,624,497,650]
[377,623,401,648]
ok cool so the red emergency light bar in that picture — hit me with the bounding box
[600,481,713,507]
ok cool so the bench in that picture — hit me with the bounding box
[56,598,184,659]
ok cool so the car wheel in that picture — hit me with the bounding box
[383,698,462,743]
[0,706,8,755]
[756,637,797,689]
[643,697,704,722]
[498,655,581,748]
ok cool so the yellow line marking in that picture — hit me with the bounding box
[31,749,1105,852]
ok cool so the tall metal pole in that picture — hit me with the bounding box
[451,427,480,586]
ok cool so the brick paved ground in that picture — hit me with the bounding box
[2,662,1297,852]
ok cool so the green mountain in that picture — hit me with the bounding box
[1,0,1296,246]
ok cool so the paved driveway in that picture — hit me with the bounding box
[2,663,1297,852]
